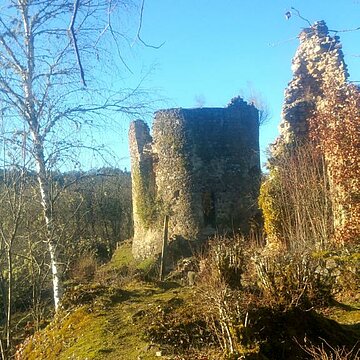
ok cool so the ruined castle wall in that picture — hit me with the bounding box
[152,109,200,241]
[130,99,260,259]
[263,21,355,245]
[275,20,348,151]
[279,21,350,232]
[129,120,161,257]
[153,102,260,236]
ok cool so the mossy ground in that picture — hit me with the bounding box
[21,284,191,359]
[19,242,194,359]
[320,299,360,333]
[19,242,360,360]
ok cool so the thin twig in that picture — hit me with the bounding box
[268,36,298,48]
[135,0,165,49]
[329,26,360,33]
[291,7,312,27]
[68,0,86,86]
[291,7,360,34]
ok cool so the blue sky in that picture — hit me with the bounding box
[105,0,360,170]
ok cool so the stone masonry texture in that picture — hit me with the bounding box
[268,20,357,242]
[129,97,260,259]
[273,20,348,155]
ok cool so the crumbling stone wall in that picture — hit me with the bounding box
[129,97,260,259]
[262,20,356,245]
[273,20,348,154]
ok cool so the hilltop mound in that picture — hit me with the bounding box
[16,241,359,359]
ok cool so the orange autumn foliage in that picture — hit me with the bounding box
[309,84,360,243]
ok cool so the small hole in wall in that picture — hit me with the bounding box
[202,191,216,227]
[173,190,180,199]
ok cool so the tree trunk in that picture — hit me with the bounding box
[6,246,12,349]
[20,0,63,311]
[33,142,62,311]
[47,239,62,311]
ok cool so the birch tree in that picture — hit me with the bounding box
[0,0,151,311]
[0,177,23,357]
[0,130,27,357]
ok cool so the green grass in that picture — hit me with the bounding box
[18,241,360,360]
[21,280,192,359]
[19,241,193,359]
[102,240,134,269]
[320,300,360,336]
[100,240,158,276]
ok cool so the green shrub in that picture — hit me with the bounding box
[195,237,341,359]
[313,244,360,300]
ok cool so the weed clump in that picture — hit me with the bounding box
[191,235,357,359]
[144,296,216,354]
[70,252,98,283]
[253,249,334,310]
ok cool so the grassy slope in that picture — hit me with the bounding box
[20,242,193,360]
[19,242,360,360]
[22,285,191,360]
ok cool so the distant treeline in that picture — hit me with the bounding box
[0,167,132,324]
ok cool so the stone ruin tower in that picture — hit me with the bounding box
[273,20,348,153]
[129,97,260,259]
[267,20,357,243]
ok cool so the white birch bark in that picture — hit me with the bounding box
[0,0,145,313]
[32,139,62,311]
[20,0,62,311]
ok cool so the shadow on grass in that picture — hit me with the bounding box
[330,299,360,311]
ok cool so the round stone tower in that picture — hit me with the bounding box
[129,97,260,259]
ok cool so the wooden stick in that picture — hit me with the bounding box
[159,215,169,281]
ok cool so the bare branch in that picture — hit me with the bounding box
[36,44,73,124]
[135,0,165,49]
[95,0,133,74]
[290,7,360,34]
[290,7,312,27]
[329,26,360,33]
[0,35,25,75]
[0,78,25,111]
[68,0,86,86]
[0,17,24,52]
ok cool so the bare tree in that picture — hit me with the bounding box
[0,133,27,357]
[0,0,152,311]
[259,142,333,249]
[240,83,271,125]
